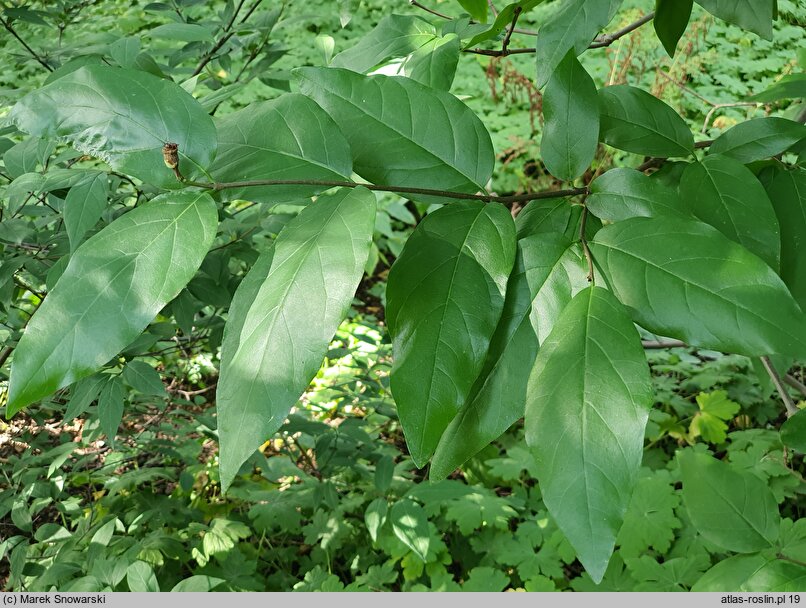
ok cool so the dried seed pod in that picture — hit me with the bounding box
[162,142,179,169]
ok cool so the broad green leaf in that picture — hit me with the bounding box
[693,554,806,592]
[126,560,160,592]
[709,118,806,163]
[654,0,693,57]
[64,172,108,252]
[525,286,653,583]
[748,74,806,103]
[386,202,515,466]
[781,409,806,454]
[8,65,216,187]
[535,0,621,88]
[679,451,779,553]
[516,199,583,240]
[598,85,694,158]
[758,166,806,310]
[63,374,106,423]
[694,0,773,40]
[390,500,429,561]
[365,497,388,542]
[122,360,166,396]
[331,14,436,73]
[147,23,214,42]
[209,94,352,203]
[110,36,140,68]
[541,52,599,182]
[402,34,461,91]
[171,576,225,592]
[456,0,488,22]
[587,168,685,221]
[679,155,780,269]
[295,67,494,197]
[217,188,376,491]
[590,217,806,358]
[98,377,125,444]
[7,192,217,415]
[430,233,588,479]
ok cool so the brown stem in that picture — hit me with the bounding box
[635,140,714,172]
[0,346,12,367]
[761,356,799,418]
[501,6,522,54]
[784,374,806,399]
[0,16,54,72]
[778,554,806,569]
[191,0,249,77]
[183,176,589,205]
[642,340,687,349]
[409,0,450,20]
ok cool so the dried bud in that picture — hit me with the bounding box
[162,142,179,169]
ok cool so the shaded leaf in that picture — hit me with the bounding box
[709,118,806,163]
[654,0,693,57]
[694,0,773,40]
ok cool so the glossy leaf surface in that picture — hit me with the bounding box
[525,286,652,583]
[654,0,693,57]
[694,0,773,40]
[8,65,216,187]
[591,217,806,358]
[386,202,516,467]
[709,118,806,163]
[217,188,376,490]
[541,53,599,182]
[294,68,494,196]
[430,233,587,479]
[679,155,780,269]
[587,167,685,221]
[598,85,694,157]
[209,94,352,203]
[7,192,218,415]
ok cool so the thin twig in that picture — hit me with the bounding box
[0,346,12,367]
[784,374,806,399]
[761,356,799,418]
[589,12,655,48]
[635,140,714,172]
[0,16,53,72]
[191,0,248,76]
[182,176,589,205]
[501,6,522,54]
[778,554,806,569]
[409,0,450,20]
[642,340,687,349]
[487,0,498,17]
[702,102,759,133]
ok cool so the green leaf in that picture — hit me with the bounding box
[748,74,806,103]
[126,561,159,592]
[122,360,165,396]
[694,0,773,40]
[535,0,620,88]
[7,192,218,415]
[758,166,806,311]
[590,217,806,358]
[616,471,681,558]
[587,167,686,221]
[430,233,587,479]
[402,34,461,91]
[365,497,388,542]
[525,286,653,583]
[98,377,125,445]
[515,199,584,240]
[64,172,108,252]
[209,94,352,204]
[456,0,488,22]
[462,567,510,592]
[147,23,214,42]
[216,188,376,491]
[330,14,436,73]
[781,409,806,454]
[63,374,106,423]
[626,554,710,592]
[709,118,806,164]
[374,455,395,492]
[541,52,599,182]
[679,451,780,553]
[295,67,494,198]
[171,575,225,592]
[389,500,430,561]
[693,554,806,592]
[679,155,780,270]
[465,1,547,46]
[386,202,515,466]
[8,65,216,187]
[690,390,741,444]
[654,0,693,57]
[598,85,695,157]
